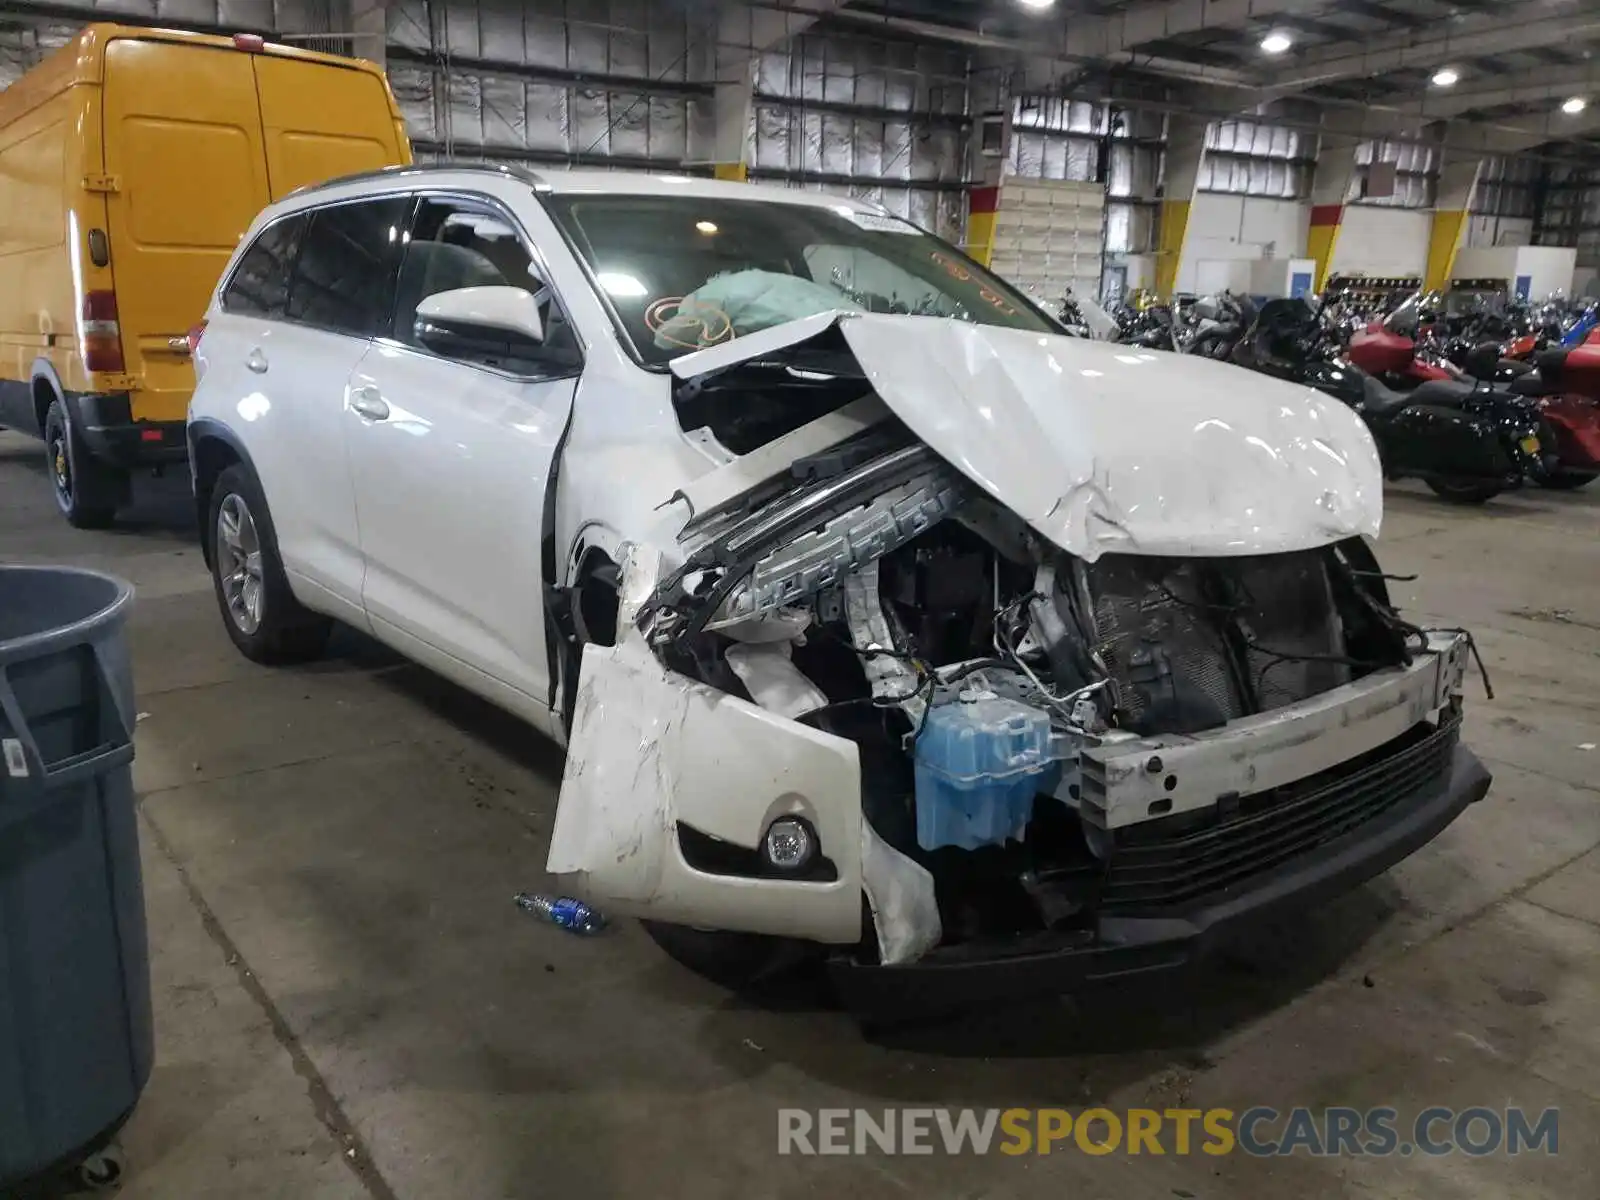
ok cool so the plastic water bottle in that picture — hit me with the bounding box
[514,893,607,935]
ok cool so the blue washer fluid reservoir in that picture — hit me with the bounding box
[912,692,1065,852]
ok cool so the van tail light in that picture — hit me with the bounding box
[187,321,208,356]
[82,290,124,374]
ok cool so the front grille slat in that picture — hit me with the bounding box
[1112,730,1451,879]
[1099,715,1459,914]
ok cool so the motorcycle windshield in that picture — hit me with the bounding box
[1384,292,1422,337]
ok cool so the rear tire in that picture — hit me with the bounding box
[207,463,331,663]
[1425,478,1501,505]
[1537,470,1598,491]
[43,399,125,528]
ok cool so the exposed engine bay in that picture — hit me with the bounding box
[623,421,1442,965]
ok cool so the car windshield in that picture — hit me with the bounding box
[540,193,1055,366]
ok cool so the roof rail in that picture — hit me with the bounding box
[284,160,548,200]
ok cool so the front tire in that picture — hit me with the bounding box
[43,399,125,528]
[1425,478,1502,505]
[642,921,826,1000]
[1538,470,1598,491]
[208,464,331,663]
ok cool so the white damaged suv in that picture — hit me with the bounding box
[188,165,1489,1018]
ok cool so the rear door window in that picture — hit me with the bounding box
[286,197,411,337]
[222,213,310,318]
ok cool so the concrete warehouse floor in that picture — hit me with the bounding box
[4,429,1600,1200]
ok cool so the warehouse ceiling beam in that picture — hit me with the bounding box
[815,2,1256,88]
[1379,65,1600,121]
[1255,7,1600,100]
[1055,0,1320,61]
[1334,0,1428,29]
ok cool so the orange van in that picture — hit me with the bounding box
[0,24,411,526]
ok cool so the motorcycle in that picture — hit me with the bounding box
[1346,292,1459,388]
[1560,302,1598,348]
[1114,302,1180,350]
[1182,293,1255,359]
[1421,296,1600,491]
[1498,341,1600,489]
[1056,287,1121,341]
[1233,298,1553,505]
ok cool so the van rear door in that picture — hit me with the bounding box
[100,37,271,407]
[251,55,409,197]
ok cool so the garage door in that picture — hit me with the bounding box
[986,178,1106,306]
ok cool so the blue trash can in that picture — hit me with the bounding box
[0,565,149,1192]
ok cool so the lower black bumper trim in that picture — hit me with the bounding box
[70,393,186,466]
[830,745,1490,1020]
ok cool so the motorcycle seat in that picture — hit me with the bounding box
[1509,372,1557,397]
[1408,379,1478,409]
[1359,375,1475,416]
[1534,347,1570,388]
[1358,374,1415,415]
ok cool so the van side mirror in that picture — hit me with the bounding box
[415,286,544,355]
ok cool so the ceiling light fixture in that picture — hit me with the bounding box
[1259,31,1292,54]
[1015,0,1056,9]
[1431,68,1460,87]
[1561,96,1587,114]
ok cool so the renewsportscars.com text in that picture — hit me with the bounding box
[777,1106,1559,1158]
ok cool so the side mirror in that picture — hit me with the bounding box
[415,285,544,352]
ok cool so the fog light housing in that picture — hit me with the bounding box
[762,816,816,871]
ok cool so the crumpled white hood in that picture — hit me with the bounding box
[673,313,1384,561]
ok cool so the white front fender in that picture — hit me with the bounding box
[546,642,864,944]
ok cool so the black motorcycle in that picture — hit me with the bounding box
[1232,299,1554,505]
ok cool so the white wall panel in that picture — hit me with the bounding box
[1328,205,1431,277]
[1176,194,1307,294]
[1465,214,1534,249]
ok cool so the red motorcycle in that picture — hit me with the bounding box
[1346,295,1457,387]
[1506,343,1600,489]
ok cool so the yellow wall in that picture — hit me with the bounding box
[1305,205,1344,292]
[1153,199,1190,300]
[712,162,748,182]
[1424,209,1469,292]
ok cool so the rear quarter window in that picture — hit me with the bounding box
[221,214,309,318]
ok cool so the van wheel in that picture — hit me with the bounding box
[208,464,331,663]
[44,399,124,528]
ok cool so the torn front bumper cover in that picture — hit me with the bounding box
[548,630,1487,1014]
[834,634,1489,1020]
[832,740,1489,1021]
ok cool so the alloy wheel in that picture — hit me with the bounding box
[216,493,265,634]
[48,433,71,511]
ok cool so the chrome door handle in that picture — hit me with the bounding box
[245,348,269,374]
[349,387,390,421]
